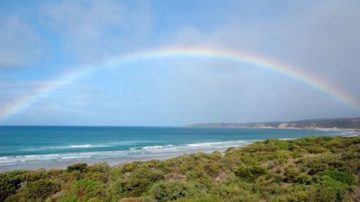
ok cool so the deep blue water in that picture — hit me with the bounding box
[0,126,338,171]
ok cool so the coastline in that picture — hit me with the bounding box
[1,128,359,173]
[2,135,360,201]
[0,141,253,172]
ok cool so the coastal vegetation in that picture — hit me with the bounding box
[1,136,359,202]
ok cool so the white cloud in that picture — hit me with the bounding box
[0,16,43,68]
[40,0,152,62]
[168,0,360,100]
[151,1,360,121]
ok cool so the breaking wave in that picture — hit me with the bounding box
[0,140,255,167]
[22,141,156,152]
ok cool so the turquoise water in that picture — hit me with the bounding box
[0,126,338,171]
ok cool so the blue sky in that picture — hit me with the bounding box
[0,0,360,126]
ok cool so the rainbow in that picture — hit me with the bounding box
[0,46,359,121]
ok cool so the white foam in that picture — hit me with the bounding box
[142,144,174,151]
[0,140,254,167]
[69,144,92,148]
[279,138,294,140]
[22,141,158,152]
[187,140,252,148]
[61,155,91,160]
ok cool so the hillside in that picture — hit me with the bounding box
[189,117,360,129]
[1,136,360,201]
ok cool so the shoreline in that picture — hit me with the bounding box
[3,134,359,201]
[0,148,232,172]
[0,141,254,172]
[1,130,359,173]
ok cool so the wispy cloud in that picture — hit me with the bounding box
[0,16,43,68]
[1,0,359,125]
[39,0,153,62]
[167,0,360,100]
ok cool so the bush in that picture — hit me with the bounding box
[235,165,268,181]
[148,181,198,202]
[296,174,312,184]
[306,146,328,154]
[59,179,106,201]
[1,136,360,202]
[269,139,290,150]
[7,179,60,201]
[114,167,163,197]
[67,163,88,173]
[284,165,300,182]
[88,163,110,173]
[25,179,60,200]
[314,175,351,202]
[0,174,22,202]
[315,186,348,202]
[176,194,222,202]
[119,197,144,202]
[321,170,355,185]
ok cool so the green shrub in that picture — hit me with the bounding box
[321,170,355,185]
[314,175,351,202]
[57,192,78,202]
[1,136,360,202]
[115,167,163,197]
[176,194,222,202]
[122,162,141,173]
[67,163,88,173]
[0,174,22,202]
[119,197,144,202]
[26,179,60,200]
[295,174,312,184]
[235,165,268,181]
[5,178,60,201]
[269,139,290,150]
[284,165,300,182]
[88,163,110,173]
[306,146,328,154]
[147,181,198,202]
[315,186,348,202]
[59,179,106,201]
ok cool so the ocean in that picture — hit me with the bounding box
[0,126,339,172]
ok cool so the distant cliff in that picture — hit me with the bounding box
[189,117,360,129]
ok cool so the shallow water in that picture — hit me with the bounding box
[0,126,338,171]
